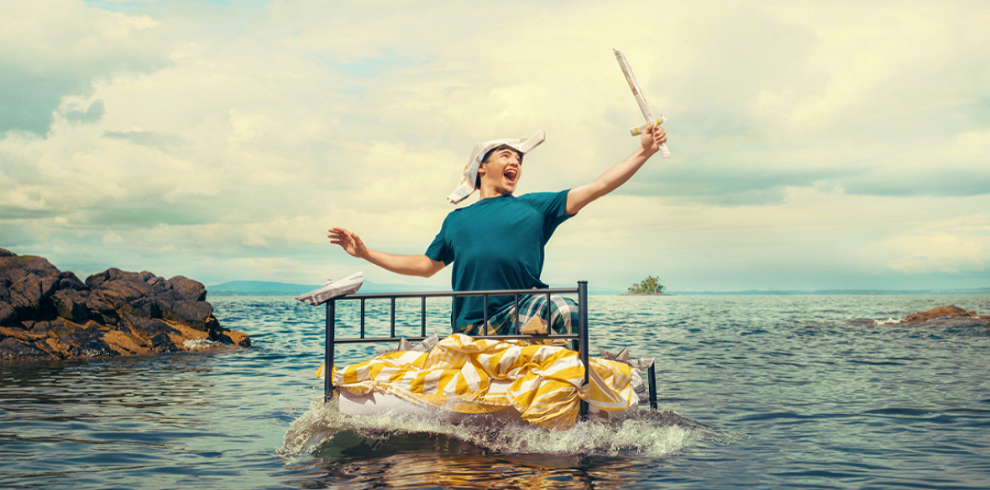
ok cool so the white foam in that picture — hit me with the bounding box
[279,396,726,460]
[875,318,900,325]
[183,338,220,350]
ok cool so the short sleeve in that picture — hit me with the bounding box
[425,216,454,265]
[519,189,573,242]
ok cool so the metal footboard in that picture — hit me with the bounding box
[322,281,658,416]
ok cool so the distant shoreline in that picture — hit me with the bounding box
[206,281,990,297]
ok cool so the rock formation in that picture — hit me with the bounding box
[899,305,990,326]
[0,248,250,361]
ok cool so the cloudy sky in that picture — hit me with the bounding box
[2,0,989,292]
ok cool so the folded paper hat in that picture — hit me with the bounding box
[446,130,547,204]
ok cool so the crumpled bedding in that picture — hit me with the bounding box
[316,333,645,430]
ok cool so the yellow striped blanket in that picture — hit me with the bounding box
[316,333,639,430]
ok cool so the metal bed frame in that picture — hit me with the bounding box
[322,281,658,417]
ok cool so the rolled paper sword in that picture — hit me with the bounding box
[613,48,670,158]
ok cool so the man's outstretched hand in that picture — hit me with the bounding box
[328,227,368,259]
[327,227,444,278]
[641,123,667,154]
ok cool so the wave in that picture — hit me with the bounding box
[279,397,738,461]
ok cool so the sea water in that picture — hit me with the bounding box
[1,294,989,489]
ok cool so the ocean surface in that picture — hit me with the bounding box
[2,293,989,489]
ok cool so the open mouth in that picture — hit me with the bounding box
[504,168,518,184]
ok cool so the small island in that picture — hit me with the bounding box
[622,275,670,296]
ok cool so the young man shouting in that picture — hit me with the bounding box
[329,124,667,343]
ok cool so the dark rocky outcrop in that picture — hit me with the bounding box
[899,305,990,326]
[0,248,250,362]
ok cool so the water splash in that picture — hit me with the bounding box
[279,396,736,461]
[183,338,221,350]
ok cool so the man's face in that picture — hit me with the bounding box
[479,148,523,196]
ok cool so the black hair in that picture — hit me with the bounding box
[476,144,523,188]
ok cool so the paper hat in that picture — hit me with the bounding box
[447,130,547,204]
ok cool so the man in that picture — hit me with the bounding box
[329,124,667,342]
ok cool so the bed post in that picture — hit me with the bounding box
[648,362,658,410]
[325,299,336,403]
[578,280,589,420]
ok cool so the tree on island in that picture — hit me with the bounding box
[627,276,665,294]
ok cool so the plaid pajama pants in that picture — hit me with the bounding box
[455,294,581,350]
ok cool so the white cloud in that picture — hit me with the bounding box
[884,216,990,275]
[102,231,123,245]
[952,128,990,157]
[0,0,165,134]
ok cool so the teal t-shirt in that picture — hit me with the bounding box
[426,190,573,330]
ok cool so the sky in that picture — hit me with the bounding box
[2,0,989,293]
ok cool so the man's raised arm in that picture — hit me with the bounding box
[328,227,445,278]
[566,124,667,215]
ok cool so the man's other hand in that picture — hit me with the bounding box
[328,227,368,259]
